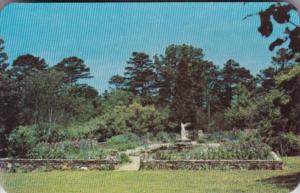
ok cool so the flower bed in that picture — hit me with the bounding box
[141,140,283,170]
[140,159,283,170]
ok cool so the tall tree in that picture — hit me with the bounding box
[171,57,196,126]
[271,48,294,71]
[0,38,8,73]
[20,70,67,127]
[220,59,254,109]
[156,44,204,107]
[109,75,126,89]
[257,67,277,91]
[0,39,20,157]
[0,76,20,157]
[10,54,48,80]
[54,56,92,84]
[110,52,156,104]
[275,65,300,134]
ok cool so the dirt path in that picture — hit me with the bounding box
[115,156,140,171]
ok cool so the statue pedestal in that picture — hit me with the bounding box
[175,139,192,151]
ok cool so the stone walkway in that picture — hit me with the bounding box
[115,142,218,171]
[115,156,140,171]
[115,143,171,171]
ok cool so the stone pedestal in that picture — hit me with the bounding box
[175,139,192,151]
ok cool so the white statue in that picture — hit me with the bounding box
[0,186,7,193]
[180,122,191,140]
[291,182,300,193]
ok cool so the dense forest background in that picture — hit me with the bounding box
[0,3,299,158]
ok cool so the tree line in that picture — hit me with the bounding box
[0,2,299,157]
[0,46,101,156]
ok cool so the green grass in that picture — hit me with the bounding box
[1,157,300,193]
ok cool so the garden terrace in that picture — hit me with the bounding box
[140,142,283,170]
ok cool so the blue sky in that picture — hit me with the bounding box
[0,3,297,92]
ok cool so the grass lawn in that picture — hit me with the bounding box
[1,157,300,193]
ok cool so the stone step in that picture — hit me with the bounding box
[115,156,140,171]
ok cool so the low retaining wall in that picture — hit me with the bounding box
[141,159,283,170]
[0,159,118,172]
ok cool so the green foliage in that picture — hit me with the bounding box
[204,130,255,143]
[215,139,271,160]
[126,102,169,134]
[118,153,131,163]
[153,131,177,143]
[0,38,8,72]
[29,140,105,159]
[10,54,48,80]
[92,102,171,139]
[268,132,300,156]
[8,126,39,158]
[0,69,20,157]
[220,59,254,109]
[19,70,99,128]
[20,70,67,126]
[276,65,300,84]
[54,56,92,84]
[57,117,105,140]
[281,132,300,155]
[224,84,256,128]
[106,133,143,151]
[153,138,271,161]
[109,52,156,104]
[171,56,196,124]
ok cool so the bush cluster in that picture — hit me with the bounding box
[105,133,143,151]
[153,138,272,161]
[29,140,106,159]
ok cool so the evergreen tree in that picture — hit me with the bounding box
[109,52,156,104]
[54,56,92,84]
[220,59,254,109]
[156,44,204,107]
[171,57,196,126]
[10,54,48,80]
[0,38,8,73]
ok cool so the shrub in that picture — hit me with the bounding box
[151,138,272,161]
[118,153,131,163]
[106,133,143,151]
[217,138,272,160]
[153,132,176,143]
[29,140,105,159]
[30,142,66,159]
[8,126,39,158]
[197,138,209,144]
[277,132,300,156]
[30,142,51,159]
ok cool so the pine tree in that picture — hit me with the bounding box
[171,57,196,125]
[0,38,8,72]
[109,52,156,104]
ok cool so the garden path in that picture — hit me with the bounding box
[115,143,171,171]
[115,156,140,171]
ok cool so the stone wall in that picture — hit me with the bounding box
[141,159,283,170]
[0,159,118,172]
